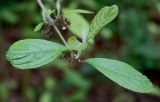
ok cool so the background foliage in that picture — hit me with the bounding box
[1,0,160,102]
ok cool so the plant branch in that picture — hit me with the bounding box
[56,0,61,16]
[37,0,80,59]
[37,0,46,11]
[52,24,68,46]
[37,0,68,46]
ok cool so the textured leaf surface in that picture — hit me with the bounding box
[34,22,44,32]
[63,9,89,38]
[6,39,66,69]
[85,58,154,93]
[87,5,118,40]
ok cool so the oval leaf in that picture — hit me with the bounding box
[87,5,118,40]
[6,39,66,69]
[63,9,89,38]
[34,22,44,32]
[85,58,154,93]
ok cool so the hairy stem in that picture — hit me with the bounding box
[52,24,68,46]
[37,0,46,12]
[37,0,81,59]
[37,0,68,46]
[56,0,61,16]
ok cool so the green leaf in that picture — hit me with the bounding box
[34,22,44,32]
[67,36,87,51]
[63,9,93,15]
[85,58,154,93]
[45,9,55,16]
[40,92,52,102]
[87,5,118,40]
[6,39,66,69]
[63,9,89,38]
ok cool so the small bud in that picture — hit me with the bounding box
[63,21,68,25]
[62,26,67,31]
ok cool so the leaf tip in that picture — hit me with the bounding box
[34,22,44,32]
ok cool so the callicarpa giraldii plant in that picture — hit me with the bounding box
[6,0,154,93]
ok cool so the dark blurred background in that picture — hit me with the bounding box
[1,0,160,102]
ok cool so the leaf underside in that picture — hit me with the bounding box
[63,9,89,38]
[6,39,66,69]
[67,36,87,51]
[63,9,93,15]
[85,58,154,93]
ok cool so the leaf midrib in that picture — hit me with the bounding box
[87,8,117,39]
[8,48,64,54]
[93,63,148,83]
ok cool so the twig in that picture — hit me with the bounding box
[37,0,46,12]
[52,24,68,46]
[56,0,61,16]
[37,0,68,46]
[37,0,79,59]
